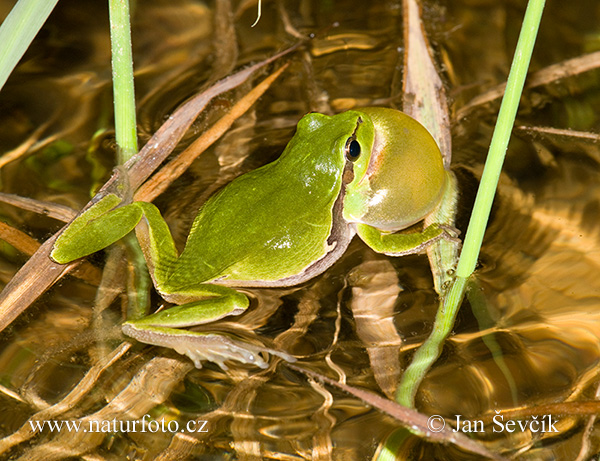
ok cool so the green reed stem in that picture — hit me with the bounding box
[107,1,149,319]
[108,0,137,163]
[396,0,546,408]
[0,0,59,92]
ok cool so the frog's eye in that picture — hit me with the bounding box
[345,137,361,161]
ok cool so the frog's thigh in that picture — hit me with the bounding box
[356,222,445,256]
[127,283,249,328]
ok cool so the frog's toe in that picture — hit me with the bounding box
[438,224,462,244]
[122,323,295,370]
[176,336,296,370]
[177,339,270,370]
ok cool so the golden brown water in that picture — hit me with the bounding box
[0,0,599,459]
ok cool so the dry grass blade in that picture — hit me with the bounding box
[516,125,600,142]
[0,193,77,222]
[402,0,452,167]
[0,220,101,278]
[0,198,99,282]
[402,0,460,297]
[0,46,298,335]
[288,365,507,461]
[125,45,299,190]
[456,50,600,120]
[0,223,102,333]
[479,400,600,421]
[0,239,80,333]
[0,221,47,257]
[135,63,289,201]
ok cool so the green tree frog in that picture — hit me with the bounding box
[51,107,454,370]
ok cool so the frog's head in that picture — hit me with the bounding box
[343,107,447,232]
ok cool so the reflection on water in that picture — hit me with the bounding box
[424,156,600,415]
[0,0,599,459]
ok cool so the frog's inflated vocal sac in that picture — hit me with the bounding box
[52,107,453,370]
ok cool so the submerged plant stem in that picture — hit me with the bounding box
[397,0,546,407]
[107,0,148,320]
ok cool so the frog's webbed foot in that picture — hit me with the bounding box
[122,323,295,370]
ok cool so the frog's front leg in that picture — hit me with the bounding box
[355,222,459,256]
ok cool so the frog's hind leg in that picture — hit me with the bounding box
[122,322,295,370]
[130,201,180,287]
[52,197,289,370]
[131,283,250,327]
[120,284,290,370]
